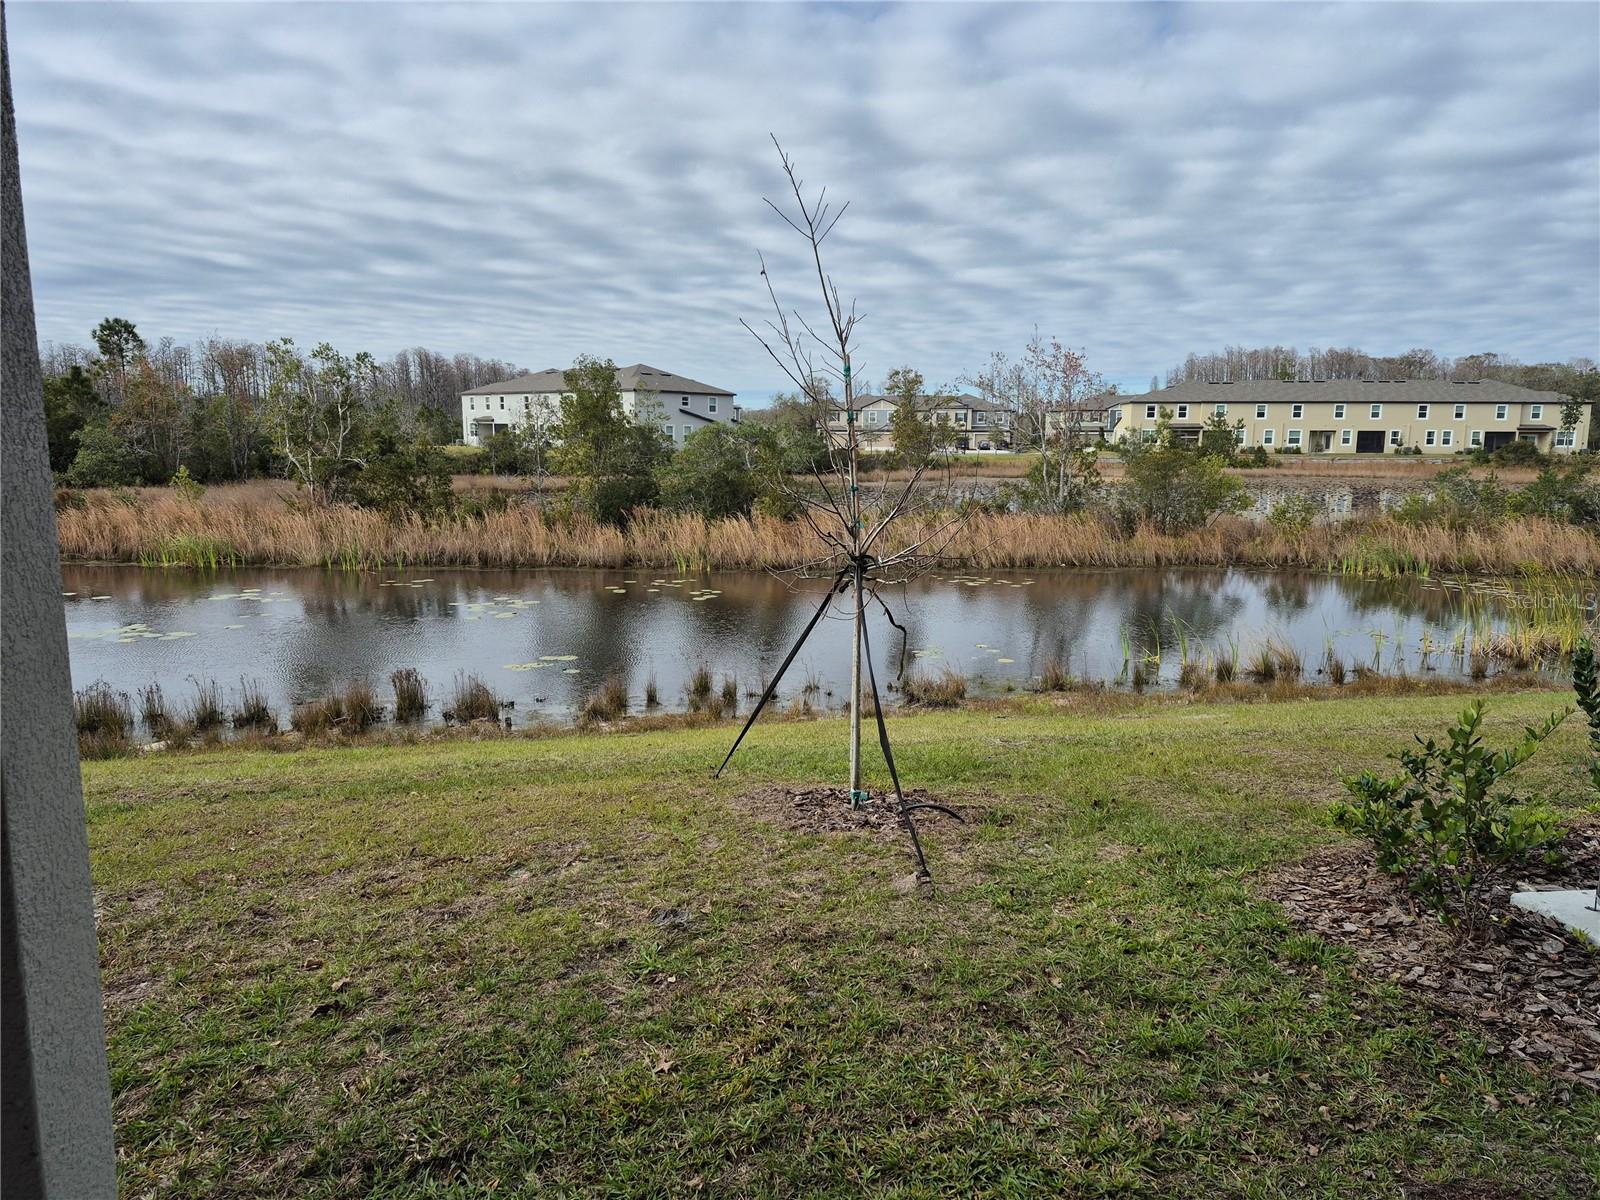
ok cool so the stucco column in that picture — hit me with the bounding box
[1,7,119,1195]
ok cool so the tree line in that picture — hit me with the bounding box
[41,318,524,487]
[1164,344,1598,393]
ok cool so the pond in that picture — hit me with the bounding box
[61,564,1589,729]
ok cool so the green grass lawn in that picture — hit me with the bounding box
[87,691,1598,1198]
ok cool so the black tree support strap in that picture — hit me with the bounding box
[859,608,964,881]
[713,570,848,779]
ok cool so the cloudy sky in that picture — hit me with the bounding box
[9,1,1598,400]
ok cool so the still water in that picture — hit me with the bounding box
[60,565,1583,727]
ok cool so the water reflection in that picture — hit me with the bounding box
[61,564,1576,723]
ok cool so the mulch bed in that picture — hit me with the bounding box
[736,784,980,839]
[1260,828,1600,1089]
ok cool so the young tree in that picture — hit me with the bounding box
[550,355,670,525]
[1115,414,1248,534]
[722,139,965,881]
[1198,412,1244,462]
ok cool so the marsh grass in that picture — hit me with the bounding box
[343,682,381,732]
[390,668,428,722]
[1213,649,1237,684]
[137,682,171,737]
[902,667,968,708]
[579,674,629,726]
[230,677,275,730]
[75,681,132,740]
[446,673,502,723]
[1323,648,1347,687]
[1037,657,1074,692]
[56,484,1600,576]
[187,678,226,732]
[644,675,660,708]
[290,695,345,736]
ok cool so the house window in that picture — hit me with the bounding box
[680,396,689,407]
[499,397,505,409]
[1389,429,1402,446]
[1441,430,1453,447]
[664,425,674,440]
[1287,429,1302,447]
[1236,425,1247,444]
[1145,404,1157,419]
[709,398,717,413]
[1256,404,1268,418]
[1416,404,1429,419]
[1340,429,1352,446]
[1530,404,1542,420]
[1334,403,1345,419]
[1453,403,1465,419]
[1370,403,1382,419]
[1141,428,1157,443]
[1291,404,1303,420]
[1214,403,1227,416]
[1176,404,1188,419]
[1495,404,1508,420]
[1470,430,1483,447]
[1262,429,1275,446]
[1425,430,1436,446]
[1556,429,1576,448]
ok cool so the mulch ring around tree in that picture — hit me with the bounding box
[736,783,984,839]
[1259,826,1600,1090]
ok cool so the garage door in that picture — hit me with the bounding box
[1355,430,1385,454]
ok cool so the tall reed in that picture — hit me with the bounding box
[55,484,1600,578]
[390,668,428,722]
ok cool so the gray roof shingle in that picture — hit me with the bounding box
[1141,379,1567,406]
[463,363,735,398]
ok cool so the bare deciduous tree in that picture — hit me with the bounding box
[718,138,966,881]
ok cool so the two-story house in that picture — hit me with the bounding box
[461,364,739,448]
[823,393,1013,453]
[1115,379,1588,455]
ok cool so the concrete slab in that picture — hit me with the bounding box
[1510,889,1600,941]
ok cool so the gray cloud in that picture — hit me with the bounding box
[9,0,1597,399]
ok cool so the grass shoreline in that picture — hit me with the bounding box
[57,483,1600,575]
[88,690,1598,1197]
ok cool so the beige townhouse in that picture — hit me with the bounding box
[824,393,1013,453]
[1114,379,1588,455]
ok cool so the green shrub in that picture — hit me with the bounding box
[1114,436,1248,534]
[1332,698,1569,926]
[1266,494,1320,535]
[1573,637,1600,796]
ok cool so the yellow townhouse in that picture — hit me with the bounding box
[1114,379,1589,455]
